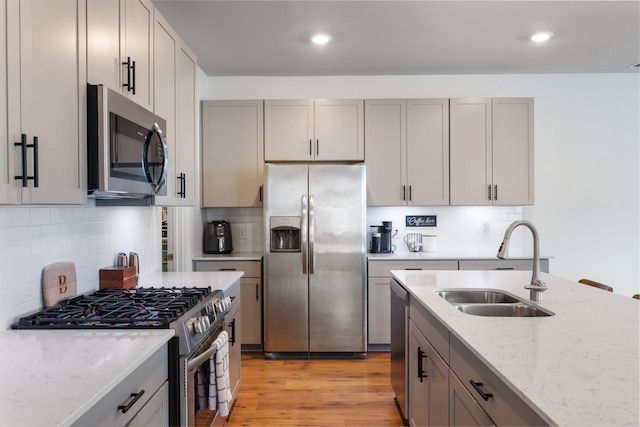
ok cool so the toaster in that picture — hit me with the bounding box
[204,220,233,254]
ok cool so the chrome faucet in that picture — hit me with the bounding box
[497,220,547,302]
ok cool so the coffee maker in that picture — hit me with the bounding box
[204,220,233,254]
[369,221,395,253]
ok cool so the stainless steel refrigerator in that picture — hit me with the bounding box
[263,163,366,356]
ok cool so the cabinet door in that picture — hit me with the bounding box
[492,98,534,205]
[409,321,449,427]
[0,0,16,204]
[314,99,364,161]
[202,100,264,207]
[174,43,197,205]
[152,14,177,205]
[264,99,314,161]
[368,277,392,344]
[450,98,492,206]
[449,374,495,427]
[364,99,406,206]
[7,0,86,205]
[226,300,242,400]
[87,0,121,92]
[240,279,262,346]
[407,99,449,205]
[122,0,154,110]
[127,381,169,427]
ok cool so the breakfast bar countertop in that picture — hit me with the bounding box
[391,269,639,426]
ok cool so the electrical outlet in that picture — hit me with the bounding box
[238,226,247,240]
[482,221,490,237]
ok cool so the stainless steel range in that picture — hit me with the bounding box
[13,286,235,426]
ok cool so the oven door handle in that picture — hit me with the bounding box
[187,344,217,372]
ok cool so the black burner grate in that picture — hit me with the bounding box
[15,287,215,329]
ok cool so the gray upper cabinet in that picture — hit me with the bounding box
[202,100,264,207]
[264,99,364,162]
[365,99,449,206]
[450,98,534,206]
[2,0,86,205]
[87,0,154,111]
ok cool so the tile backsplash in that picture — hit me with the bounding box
[0,205,162,329]
[203,205,528,256]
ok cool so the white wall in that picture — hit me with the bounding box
[0,205,162,329]
[204,73,640,297]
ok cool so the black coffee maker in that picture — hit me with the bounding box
[369,221,395,253]
[204,220,233,254]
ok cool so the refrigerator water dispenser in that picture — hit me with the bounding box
[270,216,301,252]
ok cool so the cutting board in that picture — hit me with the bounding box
[42,262,77,309]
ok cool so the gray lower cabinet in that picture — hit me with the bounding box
[72,345,169,427]
[449,374,495,427]
[409,320,449,427]
[402,278,549,426]
[193,259,263,348]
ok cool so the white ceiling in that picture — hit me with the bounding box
[152,0,640,76]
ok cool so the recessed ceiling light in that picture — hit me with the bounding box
[311,33,332,45]
[530,32,553,43]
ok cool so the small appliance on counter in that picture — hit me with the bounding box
[369,221,396,253]
[204,220,233,254]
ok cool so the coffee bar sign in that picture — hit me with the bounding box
[406,215,437,228]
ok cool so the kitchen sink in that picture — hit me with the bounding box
[436,289,520,304]
[456,303,554,317]
[435,288,555,317]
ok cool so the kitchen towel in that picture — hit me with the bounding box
[197,366,208,410]
[208,330,232,416]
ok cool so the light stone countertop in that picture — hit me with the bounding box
[0,329,174,427]
[2,271,243,427]
[368,250,553,260]
[391,269,639,426]
[192,252,263,261]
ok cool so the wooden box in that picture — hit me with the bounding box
[99,266,137,289]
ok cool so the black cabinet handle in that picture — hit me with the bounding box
[494,185,498,200]
[259,185,263,202]
[487,185,492,200]
[229,319,236,345]
[123,57,136,94]
[255,283,259,301]
[177,173,186,198]
[14,134,39,187]
[409,185,412,201]
[402,185,406,201]
[469,380,493,401]
[117,390,145,413]
[417,346,428,382]
[309,139,312,156]
[316,139,319,156]
[131,59,136,95]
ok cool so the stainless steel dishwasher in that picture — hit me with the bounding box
[390,278,409,424]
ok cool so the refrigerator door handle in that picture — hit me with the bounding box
[309,195,315,274]
[302,195,308,274]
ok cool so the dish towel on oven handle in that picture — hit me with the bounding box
[208,330,232,416]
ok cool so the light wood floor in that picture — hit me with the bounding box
[226,352,405,427]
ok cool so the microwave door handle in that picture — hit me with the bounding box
[142,123,169,193]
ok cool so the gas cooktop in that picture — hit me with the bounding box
[14,287,219,329]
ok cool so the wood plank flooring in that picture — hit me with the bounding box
[226,352,405,427]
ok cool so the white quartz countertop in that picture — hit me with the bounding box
[391,269,639,426]
[0,329,174,427]
[369,250,552,260]
[192,252,263,261]
[139,271,244,292]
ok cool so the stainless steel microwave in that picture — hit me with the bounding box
[87,84,168,199]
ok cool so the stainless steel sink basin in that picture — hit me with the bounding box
[456,303,554,317]
[436,289,519,304]
[435,288,555,317]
